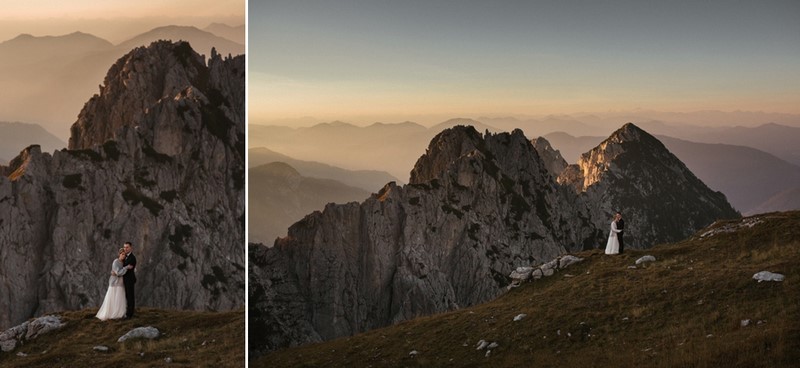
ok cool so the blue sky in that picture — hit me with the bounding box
[250,0,800,125]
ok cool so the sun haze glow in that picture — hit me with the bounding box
[250,0,800,127]
[0,0,244,43]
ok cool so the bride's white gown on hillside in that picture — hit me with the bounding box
[96,259,128,320]
[605,220,621,255]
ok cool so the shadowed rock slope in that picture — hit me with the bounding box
[0,41,244,331]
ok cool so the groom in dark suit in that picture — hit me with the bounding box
[122,241,137,319]
[616,212,625,254]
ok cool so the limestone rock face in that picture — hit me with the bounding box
[0,41,244,331]
[532,137,568,178]
[558,123,740,248]
[249,126,598,356]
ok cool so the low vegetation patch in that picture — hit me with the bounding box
[0,308,244,368]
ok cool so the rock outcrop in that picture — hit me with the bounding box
[249,127,598,356]
[558,123,739,247]
[532,137,569,178]
[249,123,739,356]
[0,41,244,331]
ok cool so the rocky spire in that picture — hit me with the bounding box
[0,41,244,331]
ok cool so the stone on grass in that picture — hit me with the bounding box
[409,350,419,357]
[513,314,527,322]
[752,271,784,282]
[118,326,160,343]
[558,255,583,269]
[635,256,656,265]
[476,340,489,350]
[740,319,751,327]
[93,345,109,352]
[487,342,499,349]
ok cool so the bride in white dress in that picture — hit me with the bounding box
[604,213,622,255]
[96,248,128,320]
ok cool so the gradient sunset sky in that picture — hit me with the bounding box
[250,0,800,126]
[0,0,244,43]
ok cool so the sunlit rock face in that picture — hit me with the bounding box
[0,41,244,330]
[558,123,740,248]
[249,123,739,356]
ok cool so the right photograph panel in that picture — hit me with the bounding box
[248,1,800,366]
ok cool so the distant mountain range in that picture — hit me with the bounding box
[250,147,399,191]
[0,24,244,139]
[249,162,370,245]
[250,119,800,215]
[0,121,66,164]
[542,131,800,215]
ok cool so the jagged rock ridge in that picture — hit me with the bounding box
[249,126,598,356]
[0,41,244,331]
[557,123,739,247]
[249,123,740,356]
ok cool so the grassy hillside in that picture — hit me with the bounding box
[255,212,799,367]
[0,308,244,367]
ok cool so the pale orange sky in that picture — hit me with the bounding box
[0,0,244,43]
[251,1,800,127]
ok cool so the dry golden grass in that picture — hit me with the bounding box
[254,211,800,367]
[0,307,244,367]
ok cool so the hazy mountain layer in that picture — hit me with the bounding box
[0,25,244,139]
[248,162,370,245]
[249,147,399,191]
[0,41,244,330]
[0,122,66,165]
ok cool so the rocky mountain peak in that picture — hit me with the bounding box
[1,41,244,331]
[409,125,484,184]
[558,122,739,247]
[68,40,243,154]
[563,122,668,192]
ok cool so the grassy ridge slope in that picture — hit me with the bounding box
[0,308,244,367]
[257,212,799,367]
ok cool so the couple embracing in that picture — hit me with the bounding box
[96,242,137,320]
[604,212,625,255]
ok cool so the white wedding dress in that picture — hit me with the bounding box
[96,258,128,320]
[604,220,621,255]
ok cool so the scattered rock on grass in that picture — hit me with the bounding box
[93,345,109,352]
[476,340,489,350]
[409,350,419,357]
[118,326,160,343]
[752,271,784,282]
[635,256,656,265]
[740,319,751,327]
[513,314,527,322]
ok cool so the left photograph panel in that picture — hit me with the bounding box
[0,1,245,367]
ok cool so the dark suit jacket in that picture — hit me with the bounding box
[617,219,625,232]
[123,253,137,283]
